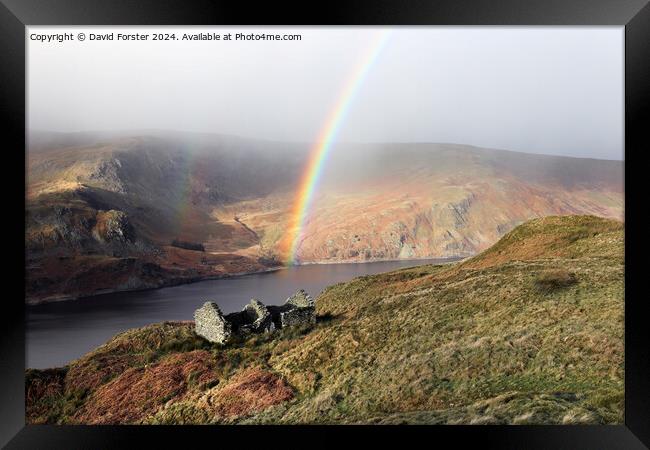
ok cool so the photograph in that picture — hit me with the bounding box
[22,25,628,427]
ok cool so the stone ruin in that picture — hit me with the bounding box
[194,290,316,344]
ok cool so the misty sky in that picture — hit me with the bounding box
[28,27,623,160]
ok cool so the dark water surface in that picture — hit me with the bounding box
[26,258,456,369]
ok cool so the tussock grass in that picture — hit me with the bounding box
[26,215,624,425]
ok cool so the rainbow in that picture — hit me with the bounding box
[280,30,392,265]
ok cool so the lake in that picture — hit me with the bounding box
[26,258,457,369]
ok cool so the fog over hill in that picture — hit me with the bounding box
[28,27,623,160]
[26,130,623,303]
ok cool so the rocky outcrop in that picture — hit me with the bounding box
[93,210,135,244]
[194,290,315,344]
[448,192,475,229]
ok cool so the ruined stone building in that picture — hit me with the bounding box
[194,290,316,344]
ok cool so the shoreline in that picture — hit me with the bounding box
[25,256,466,307]
[25,266,284,307]
[292,255,468,266]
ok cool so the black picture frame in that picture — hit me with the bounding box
[1,0,648,448]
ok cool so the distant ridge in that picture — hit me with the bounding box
[26,131,623,302]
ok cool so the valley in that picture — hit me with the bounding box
[25,215,625,424]
[26,131,623,303]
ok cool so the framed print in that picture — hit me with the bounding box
[1,0,648,448]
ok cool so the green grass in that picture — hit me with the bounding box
[26,215,624,425]
[533,269,578,294]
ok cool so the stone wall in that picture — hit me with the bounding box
[278,306,316,328]
[194,302,232,344]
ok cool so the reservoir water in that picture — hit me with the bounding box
[26,258,456,369]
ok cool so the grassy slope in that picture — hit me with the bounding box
[26,215,624,425]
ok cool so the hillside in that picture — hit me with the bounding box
[26,215,624,425]
[26,131,623,303]
[26,132,304,303]
[231,144,623,263]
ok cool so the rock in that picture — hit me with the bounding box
[193,290,316,344]
[92,210,135,244]
[194,302,232,344]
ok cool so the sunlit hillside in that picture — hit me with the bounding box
[26,215,624,424]
[26,131,623,302]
